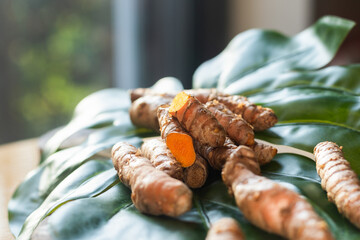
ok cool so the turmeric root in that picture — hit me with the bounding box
[183,154,209,189]
[251,141,278,166]
[111,142,192,217]
[130,88,175,102]
[157,105,196,167]
[314,141,360,229]
[130,95,172,131]
[216,95,277,131]
[184,88,227,104]
[206,217,245,240]
[194,138,260,175]
[205,99,254,146]
[140,138,184,180]
[169,91,226,147]
[222,159,333,240]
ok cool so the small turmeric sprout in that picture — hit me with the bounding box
[169,91,226,147]
[157,105,196,167]
[222,159,334,240]
[314,141,360,229]
[111,142,192,217]
[251,141,278,166]
[206,217,245,240]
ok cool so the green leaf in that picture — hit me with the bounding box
[228,64,360,96]
[248,86,360,131]
[193,15,355,91]
[9,16,360,240]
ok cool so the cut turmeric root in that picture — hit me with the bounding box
[111,142,192,217]
[140,138,184,180]
[216,95,277,131]
[205,99,254,146]
[130,95,172,131]
[206,217,245,240]
[314,141,360,229]
[157,105,196,167]
[222,159,333,240]
[183,154,209,189]
[169,91,226,147]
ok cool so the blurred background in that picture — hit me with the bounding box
[0,0,359,144]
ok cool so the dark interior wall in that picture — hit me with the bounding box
[314,1,360,65]
[138,0,228,89]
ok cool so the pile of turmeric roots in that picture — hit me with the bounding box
[111,88,360,240]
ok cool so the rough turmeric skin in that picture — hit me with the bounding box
[216,95,277,131]
[222,160,334,240]
[130,95,172,131]
[157,105,196,167]
[251,141,278,166]
[205,99,254,146]
[141,138,184,181]
[206,218,245,240]
[314,141,360,229]
[184,88,227,104]
[111,142,192,217]
[183,154,209,189]
[169,91,226,147]
[194,138,260,175]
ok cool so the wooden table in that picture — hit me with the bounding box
[0,139,40,240]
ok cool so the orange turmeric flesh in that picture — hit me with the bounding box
[169,91,191,114]
[157,105,196,168]
[166,133,196,167]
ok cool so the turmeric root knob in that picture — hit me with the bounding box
[205,100,255,146]
[169,91,226,147]
[216,95,277,131]
[314,141,360,229]
[183,154,209,188]
[111,142,192,217]
[222,159,333,240]
[157,106,196,167]
[206,218,245,240]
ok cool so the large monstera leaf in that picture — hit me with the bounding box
[8,16,360,239]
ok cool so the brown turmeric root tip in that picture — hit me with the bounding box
[314,141,360,229]
[251,141,278,165]
[111,142,193,217]
[140,138,184,180]
[206,217,245,240]
[130,95,172,131]
[157,105,196,167]
[222,160,334,240]
[169,91,226,147]
[216,95,277,131]
[183,154,209,189]
[205,99,255,146]
[129,88,175,102]
[194,138,260,175]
